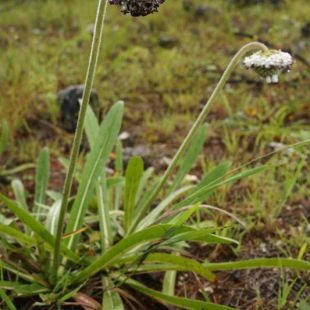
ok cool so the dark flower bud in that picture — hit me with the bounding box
[109,0,165,17]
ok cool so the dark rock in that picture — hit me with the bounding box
[301,21,310,38]
[57,85,100,133]
[158,35,179,49]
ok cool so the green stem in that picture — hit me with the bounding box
[50,0,108,284]
[129,42,269,234]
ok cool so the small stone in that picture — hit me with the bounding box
[57,85,100,133]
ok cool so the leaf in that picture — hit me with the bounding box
[167,202,200,227]
[113,140,124,211]
[0,280,49,297]
[65,101,124,251]
[45,200,61,236]
[135,166,154,212]
[11,179,29,212]
[168,124,207,195]
[126,278,236,310]
[72,292,101,310]
[12,283,49,296]
[34,147,50,220]
[0,119,9,157]
[160,229,238,246]
[204,258,310,271]
[0,223,36,247]
[103,279,124,310]
[0,287,18,310]
[70,224,221,285]
[174,164,276,210]
[145,253,215,281]
[0,163,36,177]
[84,104,100,149]
[97,171,113,252]
[0,194,82,264]
[124,157,144,233]
[192,161,231,194]
[162,269,177,296]
[136,185,194,231]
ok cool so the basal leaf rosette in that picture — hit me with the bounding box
[243,50,293,83]
[109,0,165,16]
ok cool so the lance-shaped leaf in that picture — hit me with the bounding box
[65,101,124,251]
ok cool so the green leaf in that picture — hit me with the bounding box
[34,147,50,220]
[97,171,113,252]
[65,101,124,251]
[0,288,17,310]
[0,223,36,246]
[0,119,9,157]
[119,252,215,282]
[204,258,310,271]
[162,269,177,296]
[0,163,36,177]
[167,202,200,227]
[45,200,61,236]
[174,164,276,210]
[106,176,124,189]
[84,104,100,149]
[135,166,154,211]
[11,179,31,235]
[126,278,236,310]
[103,279,124,310]
[136,185,194,231]
[11,179,29,212]
[0,194,82,264]
[70,224,220,285]
[192,161,231,194]
[160,229,238,246]
[11,283,50,296]
[113,140,124,211]
[124,156,144,233]
[168,124,207,195]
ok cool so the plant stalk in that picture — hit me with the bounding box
[50,0,108,284]
[129,42,269,234]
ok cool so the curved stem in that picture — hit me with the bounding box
[129,42,268,234]
[50,0,109,284]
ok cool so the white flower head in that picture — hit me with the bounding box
[243,50,293,83]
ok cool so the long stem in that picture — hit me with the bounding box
[50,0,108,284]
[129,42,269,233]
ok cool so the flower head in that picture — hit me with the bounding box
[243,50,293,83]
[109,0,165,17]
